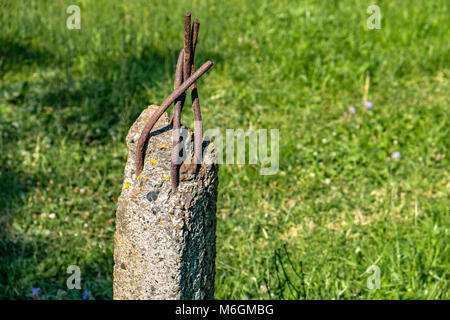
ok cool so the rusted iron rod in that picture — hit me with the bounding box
[190,19,200,89]
[169,12,192,189]
[190,18,203,166]
[171,49,185,189]
[135,60,213,176]
[168,13,192,124]
[183,12,192,95]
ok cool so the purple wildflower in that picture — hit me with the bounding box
[386,157,391,162]
[392,151,401,159]
[82,289,90,300]
[31,287,41,297]
[350,106,356,114]
[365,101,373,109]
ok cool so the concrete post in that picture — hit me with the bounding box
[113,105,218,299]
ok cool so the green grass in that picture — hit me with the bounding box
[0,0,448,299]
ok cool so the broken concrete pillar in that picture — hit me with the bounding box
[113,105,218,300]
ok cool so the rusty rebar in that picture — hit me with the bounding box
[168,13,192,126]
[183,12,192,95]
[169,12,193,189]
[135,60,213,176]
[190,18,203,166]
[190,19,200,86]
[171,49,185,189]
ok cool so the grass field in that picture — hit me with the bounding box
[0,0,448,299]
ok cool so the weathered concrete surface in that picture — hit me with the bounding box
[113,105,218,300]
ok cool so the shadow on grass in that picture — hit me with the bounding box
[264,244,307,300]
[2,40,223,143]
[0,227,113,299]
[0,36,57,75]
[0,166,114,299]
[0,165,38,299]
